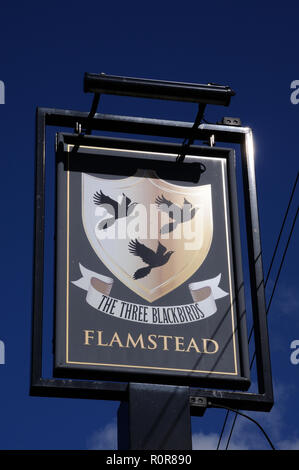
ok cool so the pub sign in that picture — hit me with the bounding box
[54,136,250,389]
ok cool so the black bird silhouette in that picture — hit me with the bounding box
[93,191,138,230]
[128,239,174,280]
[155,194,199,234]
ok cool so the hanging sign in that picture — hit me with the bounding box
[54,139,250,389]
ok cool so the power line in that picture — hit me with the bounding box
[216,407,229,450]
[225,411,238,450]
[224,204,298,449]
[216,172,299,450]
[264,172,298,288]
[248,171,299,344]
[265,203,299,313]
[224,204,298,450]
[250,204,299,368]
[211,404,276,450]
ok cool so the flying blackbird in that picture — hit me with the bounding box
[93,191,138,230]
[155,194,198,234]
[128,239,174,280]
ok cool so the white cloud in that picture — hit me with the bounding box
[278,438,299,450]
[87,421,117,450]
[192,432,219,450]
[192,417,273,451]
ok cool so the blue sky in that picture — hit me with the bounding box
[0,1,298,450]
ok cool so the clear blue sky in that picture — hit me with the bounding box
[0,1,298,450]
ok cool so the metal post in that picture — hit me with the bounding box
[117,383,192,450]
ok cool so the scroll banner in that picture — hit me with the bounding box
[72,264,229,325]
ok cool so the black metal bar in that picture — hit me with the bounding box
[240,135,274,399]
[30,376,272,412]
[42,107,244,143]
[84,73,235,106]
[60,131,231,158]
[31,378,128,401]
[84,93,101,135]
[177,103,206,163]
[226,149,251,381]
[30,108,46,386]
[190,389,273,413]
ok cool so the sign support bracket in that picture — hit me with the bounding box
[176,102,206,163]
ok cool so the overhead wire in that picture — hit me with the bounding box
[216,171,299,450]
[264,172,298,288]
[249,204,299,369]
[223,206,298,450]
[211,404,276,450]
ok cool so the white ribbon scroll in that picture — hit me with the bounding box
[72,264,229,325]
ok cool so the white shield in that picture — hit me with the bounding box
[82,169,213,302]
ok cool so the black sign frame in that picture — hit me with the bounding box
[30,107,273,412]
[54,133,250,390]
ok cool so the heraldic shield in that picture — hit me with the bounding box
[82,170,213,302]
